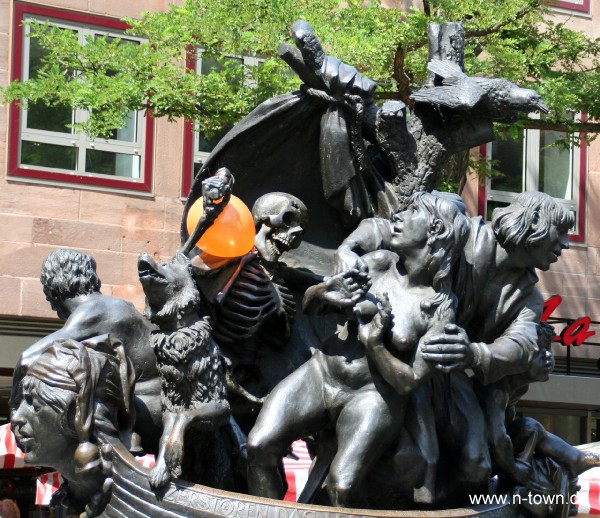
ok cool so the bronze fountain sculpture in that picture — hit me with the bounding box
[10,19,600,518]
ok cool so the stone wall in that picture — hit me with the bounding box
[0,0,186,317]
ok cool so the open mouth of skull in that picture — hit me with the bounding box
[264,233,291,261]
[272,233,296,253]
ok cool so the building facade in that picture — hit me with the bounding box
[0,0,184,386]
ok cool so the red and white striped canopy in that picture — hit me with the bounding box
[36,471,63,506]
[0,423,25,469]
[283,440,312,502]
[577,470,600,515]
[577,442,600,515]
[35,454,156,506]
[133,453,156,470]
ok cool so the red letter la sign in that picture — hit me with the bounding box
[542,294,595,346]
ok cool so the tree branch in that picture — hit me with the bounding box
[464,0,542,39]
[423,0,431,18]
[392,46,414,107]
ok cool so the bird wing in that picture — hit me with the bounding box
[427,59,466,85]
[410,83,486,111]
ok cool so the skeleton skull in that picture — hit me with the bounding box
[252,193,308,265]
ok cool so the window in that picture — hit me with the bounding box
[480,118,587,242]
[182,52,263,196]
[519,407,587,444]
[8,4,154,193]
[551,0,590,14]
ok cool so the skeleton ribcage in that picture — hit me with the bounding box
[213,258,295,347]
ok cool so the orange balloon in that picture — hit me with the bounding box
[186,195,255,258]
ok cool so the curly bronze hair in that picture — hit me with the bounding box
[40,249,101,319]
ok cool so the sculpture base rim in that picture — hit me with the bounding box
[99,437,521,518]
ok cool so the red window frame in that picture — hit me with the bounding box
[182,122,195,197]
[551,0,590,13]
[477,123,587,244]
[182,48,197,197]
[181,50,263,196]
[8,3,154,193]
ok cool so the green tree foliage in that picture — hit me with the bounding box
[2,0,599,142]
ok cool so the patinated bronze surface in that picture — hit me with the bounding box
[247,191,470,508]
[182,21,548,277]
[138,252,231,489]
[10,248,162,452]
[10,19,598,518]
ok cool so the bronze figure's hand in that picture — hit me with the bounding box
[333,247,369,276]
[201,167,234,218]
[278,20,377,98]
[356,293,392,349]
[320,269,371,308]
[421,323,474,372]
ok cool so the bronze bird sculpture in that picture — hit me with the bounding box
[411,59,548,122]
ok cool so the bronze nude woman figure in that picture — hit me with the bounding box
[247,191,470,507]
